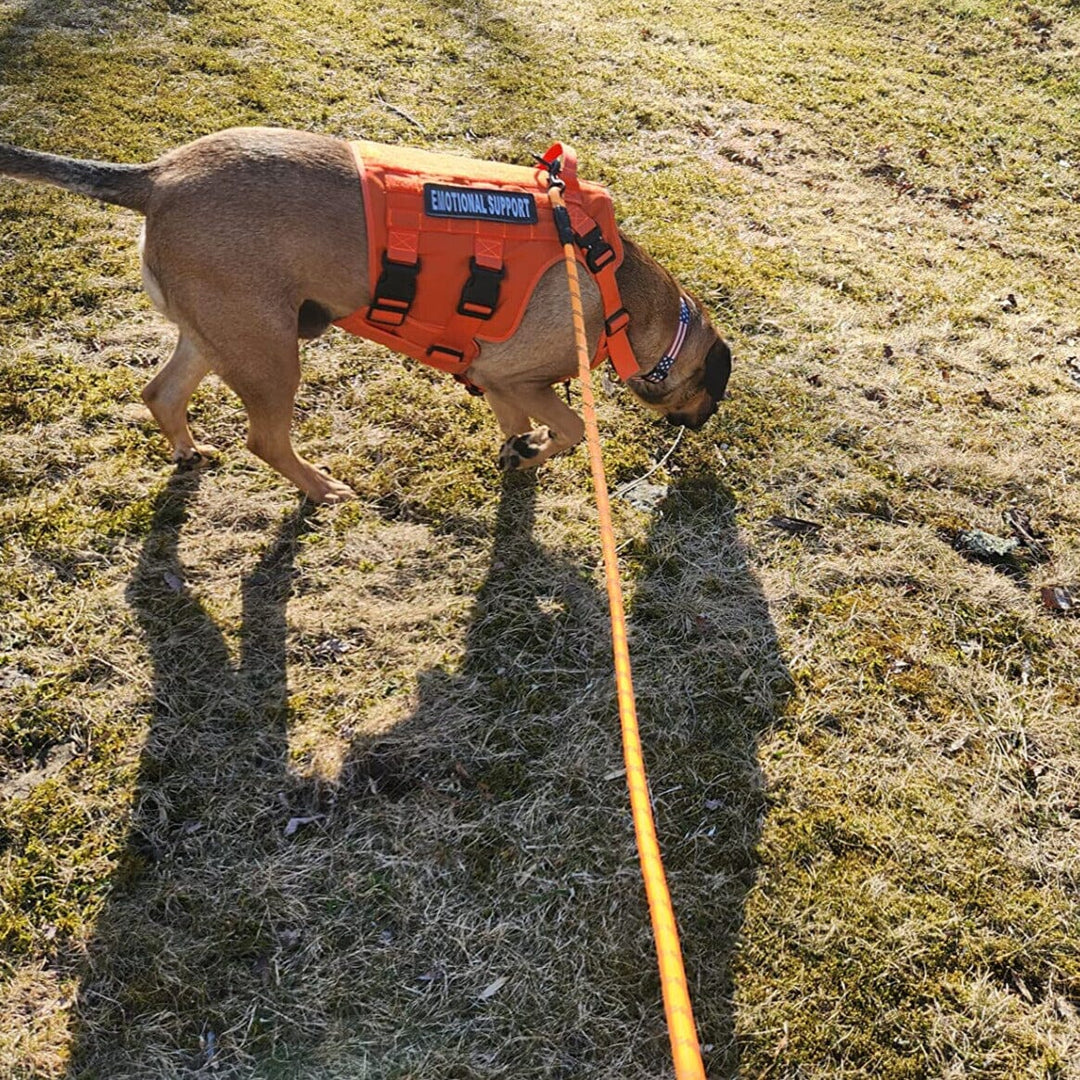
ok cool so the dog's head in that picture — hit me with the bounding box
[625,321,732,430]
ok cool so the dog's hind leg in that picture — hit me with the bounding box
[141,333,218,468]
[205,326,355,504]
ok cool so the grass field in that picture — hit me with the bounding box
[3,0,1080,1076]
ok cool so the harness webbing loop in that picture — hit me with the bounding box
[546,182,706,1080]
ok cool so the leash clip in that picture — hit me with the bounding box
[532,150,565,190]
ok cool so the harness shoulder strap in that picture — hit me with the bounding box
[566,195,639,380]
[593,265,639,380]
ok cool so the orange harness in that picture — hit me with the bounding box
[333,141,639,383]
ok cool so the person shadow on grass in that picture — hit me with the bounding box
[66,470,320,1076]
[66,466,787,1078]
[323,469,788,1078]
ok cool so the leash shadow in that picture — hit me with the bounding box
[328,467,787,1077]
[632,468,790,1075]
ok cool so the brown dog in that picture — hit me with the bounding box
[0,128,730,503]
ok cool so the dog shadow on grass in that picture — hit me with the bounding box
[66,466,787,1078]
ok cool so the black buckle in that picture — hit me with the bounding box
[457,258,504,320]
[605,308,630,336]
[427,343,466,366]
[531,152,562,181]
[367,252,420,327]
[454,373,486,397]
[576,226,616,273]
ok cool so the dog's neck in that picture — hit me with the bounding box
[615,234,687,372]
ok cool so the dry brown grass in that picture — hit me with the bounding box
[3,0,1080,1076]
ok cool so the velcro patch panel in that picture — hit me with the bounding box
[424,183,538,224]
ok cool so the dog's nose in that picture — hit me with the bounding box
[669,414,702,430]
[669,399,718,430]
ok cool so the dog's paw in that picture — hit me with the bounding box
[306,472,356,505]
[173,444,218,471]
[498,427,553,472]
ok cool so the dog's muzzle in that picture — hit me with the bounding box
[666,338,730,429]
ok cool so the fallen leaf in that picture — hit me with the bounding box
[311,637,355,664]
[767,515,823,536]
[478,976,508,1001]
[284,814,324,837]
[1041,585,1074,614]
[1003,507,1050,560]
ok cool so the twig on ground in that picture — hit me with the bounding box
[613,428,684,499]
[375,93,427,132]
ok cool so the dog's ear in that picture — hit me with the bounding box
[704,337,731,400]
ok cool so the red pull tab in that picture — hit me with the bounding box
[537,142,579,187]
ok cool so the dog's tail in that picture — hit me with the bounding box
[0,143,154,213]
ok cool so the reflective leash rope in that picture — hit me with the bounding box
[546,181,707,1080]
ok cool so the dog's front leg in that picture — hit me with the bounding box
[488,384,585,472]
[485,390,531,442]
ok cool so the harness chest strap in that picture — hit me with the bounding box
[425,235,507,370]
[591,259,638,381]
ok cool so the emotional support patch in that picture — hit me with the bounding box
[424,183,538,225]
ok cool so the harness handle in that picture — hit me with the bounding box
[534,142,579,189]
[546,182,707,1080]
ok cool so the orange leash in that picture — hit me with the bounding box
[547,183,707,1080]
